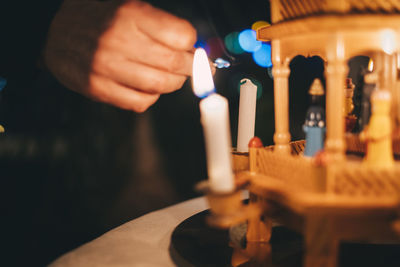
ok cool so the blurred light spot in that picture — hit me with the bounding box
[381,29,396,55]
[224,32,245,55]
[251,21,270,31]
[252,43,272,68]
[0,77,7,91]
[368,58,374,72]
[214,58,231,69]
[238,29,261,53]
[207,37,224,59]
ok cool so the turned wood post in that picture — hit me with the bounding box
[247,137,272,243]
[394,53,400,125]
[272,39,291,154]
[269,0,283,23]
[325,35,347,162]
[374,51,398,124]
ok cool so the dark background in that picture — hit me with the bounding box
[0,1,366,266]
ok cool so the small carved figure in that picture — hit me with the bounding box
[344,78,357,132]
[344,78,355,116]
[303,79,326,157]
[361,90,394,168]
[359,72,377,131]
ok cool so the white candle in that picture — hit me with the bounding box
[237,78,257,152]
[192,48,234,193]
[200,94,235,192]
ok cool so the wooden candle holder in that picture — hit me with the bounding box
[197,181,261,229]
[202,1,400,266]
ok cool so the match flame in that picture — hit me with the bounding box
[192,48,215,98]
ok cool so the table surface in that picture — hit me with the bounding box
[50,197,209,267]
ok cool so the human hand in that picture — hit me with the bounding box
[44,0,197,112]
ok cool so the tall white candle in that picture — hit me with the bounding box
[200,94,235,192]
[237,78,257,152]
[192,48,234,193]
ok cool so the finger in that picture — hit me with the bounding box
[93,53,187,94]
[88,74,160,112]
[102,30,194,76]
[128,1,197,51]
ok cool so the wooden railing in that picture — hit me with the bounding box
[270,0,400,23]
[331,162,400,197]
[254,141,325,193]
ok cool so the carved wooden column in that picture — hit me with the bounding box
[246,138,272,245]
[395,53,400,125]
[325,36,347,162]
[375,51,398,124]
[271,39,291,154]
[374,51,396,91]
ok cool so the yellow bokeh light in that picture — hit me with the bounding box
[251,21,270,31]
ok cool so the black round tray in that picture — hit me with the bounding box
[170,210,400,267]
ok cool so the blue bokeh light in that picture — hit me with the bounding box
[252,43,272,68]
[0,77,7,91]
[238,29,262,53]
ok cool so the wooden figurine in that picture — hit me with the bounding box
[303,78,326,157]
[359,72,378,131]
[344,78,355,116]
[361,90,394,168]
[344,78,357,132]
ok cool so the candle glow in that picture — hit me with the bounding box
[368,58,374,72]
[192,48,216,98]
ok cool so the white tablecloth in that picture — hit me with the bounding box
[51,197,209,267]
